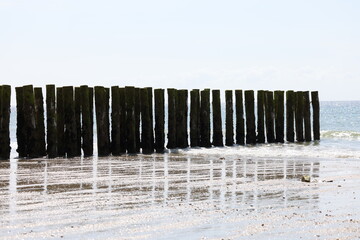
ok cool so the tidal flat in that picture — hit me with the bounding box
[1,153,359,240]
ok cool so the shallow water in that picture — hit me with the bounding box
[1,153,359,239]
[2,101,360,239]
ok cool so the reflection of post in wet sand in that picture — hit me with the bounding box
[3,155,320,215]
[9,160,18,219]
[151,157,156,205]
[163,155,168,205]
[186,157,190,203]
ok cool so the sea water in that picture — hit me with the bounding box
[186,101,360,160]
[7,101,360,160]
[2,101,360,239]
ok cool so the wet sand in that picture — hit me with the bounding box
[0,154,360,239]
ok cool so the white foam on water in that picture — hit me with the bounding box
[172,141,360,160]
[321,130,360,140]
[9,138,360,160]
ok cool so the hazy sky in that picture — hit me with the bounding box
[1,0,360,101]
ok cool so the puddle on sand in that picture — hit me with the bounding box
[0,155,358,239]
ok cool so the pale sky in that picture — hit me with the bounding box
[1,0,360,102]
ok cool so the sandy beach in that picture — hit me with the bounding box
[0,153,359,240]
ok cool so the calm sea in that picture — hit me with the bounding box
[7,101,360,160]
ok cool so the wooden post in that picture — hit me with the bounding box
[256,90,265,143]
[0,86,4,158]
[311,91,320,141]
[111,86,121,155]
[63,86,78,158]
[303,91,312,142]
[134,88,141,152]
[46,85,57,158]
[125,86,136,154]
[265,91,275,143]
[89,87,94,152]
[235,90,245,145]
[34,87,46,156]
[140,88,154,154]
[74,87,82,156]
[56,87,65,157]
[119,88,127,153]
[190,89,200,147]
[80,85,93,157]
[23,85,37,158]
[176,89,188,148]
[245,90,256,144]
[15,87,26,158]
[154,89,165,153]
[140,88,153,153]
[225,90,234,146]
[212,89,223,147]
[95,86,111,156]
[295,91,304,142]
[167,88,177,149]
[0,85,11,160]
[286,90,295,142]
[274,90,285,143]
[104,87,111,155]
[146,87,154,151]
[200,89,211,147]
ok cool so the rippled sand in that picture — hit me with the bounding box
[0,153,360,239]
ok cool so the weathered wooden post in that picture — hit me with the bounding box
[56,87,65,157]
[23,85,37,158]
[105,88,110,153]
[245,90,256,144]
[274,90,284,143]
[256,90,265,143]
[95,86,111,156]
[16,87,26,157]
[212,89,223,147]
[140,88,153,154]
[146,87,154,151]
[200,89,211,147]
[0,85,11,160]
[286,90,295,142]
[154,89,165,153]
[167,88,177,149]
[295,91,304,142]
[63,86,78,158]
[89,87,94,140]
[111,86,121,155]
[225,90,234,146]
[119,88,127,153]
[134,88,141,152]
[190,89,200,147]
[311,91,320,141]
[0,86,4,157]
[177,90,189,148]
[34,87,46,156]
[74,87,82,156]
[235,90,245,145]
[46,85,57,158]
[80,85,93,157]
[303,91,312,142]
[265,91,275,143]
[125,86,136,154]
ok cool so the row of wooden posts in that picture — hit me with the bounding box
[0,85,320,160]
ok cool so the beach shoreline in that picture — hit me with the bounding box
[0,154,359,239]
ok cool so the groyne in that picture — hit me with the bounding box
[0,85,320,159]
